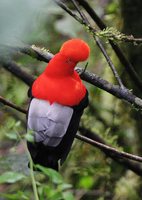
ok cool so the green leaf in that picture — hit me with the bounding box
[36,165,63,184]
[63,191,74,200]
[79,176,94,189]
[59,183,72,190]
[0,191,29,200]
[6,132,18,140]
[24,131,34,142]
[107,2,118,13]
[0,171,25,184]
[15,121,21,127]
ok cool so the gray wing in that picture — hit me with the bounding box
[27,98,73,147]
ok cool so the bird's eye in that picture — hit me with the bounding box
[66,58,76,65]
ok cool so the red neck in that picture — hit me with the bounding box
[44,53,77,77]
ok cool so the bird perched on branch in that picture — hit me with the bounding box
[27,38,90,171]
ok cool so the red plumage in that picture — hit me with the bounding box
[60,38,90,62]
[32,38,90,106]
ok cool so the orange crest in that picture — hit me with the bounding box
[60,38,90,62]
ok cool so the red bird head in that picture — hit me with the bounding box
[32,38,90,105]
[60,38,90,62]
[45,38,90,77]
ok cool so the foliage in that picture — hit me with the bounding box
[0,172,26,184]
[0,162,74,200]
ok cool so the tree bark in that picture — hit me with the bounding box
[121,0,142,153]
[121,0,142,94]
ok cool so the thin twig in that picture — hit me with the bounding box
[76,134,142,163]
[70,0,124,88]
[79,126,142,176]
[95,36,124,89]
[16,132,39,200]
[1,60,35,86]
[96,27,142,44]
[75,0,142,91]
[0,95,27,114]
[123,36,142,44]
[0,44,54,63]
[70,0,89,24]
[76,67,142,109]
[56,0,125,88]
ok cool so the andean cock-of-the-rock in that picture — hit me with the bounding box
[27,38,90,170]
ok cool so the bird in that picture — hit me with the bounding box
[27,38,90,171]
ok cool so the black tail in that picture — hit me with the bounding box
[27,142,59,171]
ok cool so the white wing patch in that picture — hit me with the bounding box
[27,98,73,147]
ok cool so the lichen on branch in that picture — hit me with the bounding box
[96,27,142,45]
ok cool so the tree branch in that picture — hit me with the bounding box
[1,96,142,176]
[1,45,142,109]
[0,96,27,114]
[70,0,88,24]
[76,67,142,109]
[76,134,142,163]
[96,27,142,45]
[56,0,125,89]
[79,127,142,176]
[1,60,35,86]
[75,0,142,91]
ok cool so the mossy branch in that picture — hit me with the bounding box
[96,27,142,45]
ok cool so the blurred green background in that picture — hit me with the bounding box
[0,0,142,199]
